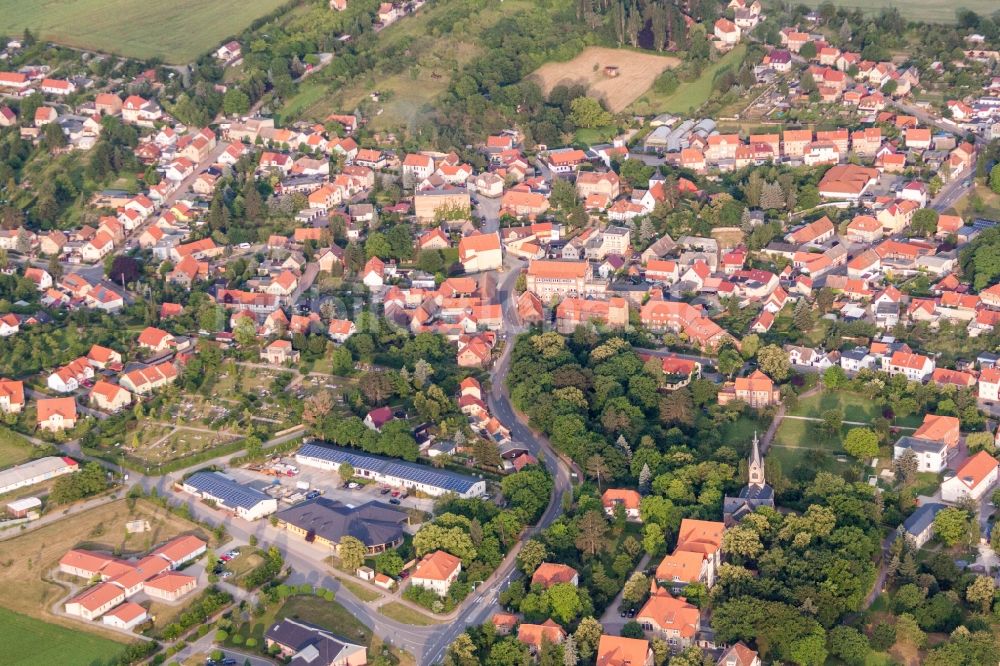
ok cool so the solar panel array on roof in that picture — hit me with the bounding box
[296,442,480,493]
[184,471,271,510]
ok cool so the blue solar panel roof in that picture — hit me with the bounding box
[296,442,480,493]
[186,471,272,509]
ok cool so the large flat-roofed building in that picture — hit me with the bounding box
[276,498,408,554]
[181,471,278,521]
[0,456,78,495]
[295,442,486,498]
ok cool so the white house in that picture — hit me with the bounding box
[894,436,949,473]
[410,550,461,596]
[941,451,999,503]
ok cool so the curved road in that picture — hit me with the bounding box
[47,257,572,664]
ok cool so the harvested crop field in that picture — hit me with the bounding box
[531,46,680,112]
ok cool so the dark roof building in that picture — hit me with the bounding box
[723,433,775,526]
[295,442,487,498]
[275,497,408,554]
[265,617,367,666]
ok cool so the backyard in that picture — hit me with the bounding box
[227,593,413,664]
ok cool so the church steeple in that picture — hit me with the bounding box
[748,431,765,487]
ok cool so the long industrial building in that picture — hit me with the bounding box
[180,471,278,520]
[295,442,486,498]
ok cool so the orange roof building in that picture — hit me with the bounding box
[531,563,579,588]
[636,583,700,648]
[942,451,999,502]
[595,635,654,666]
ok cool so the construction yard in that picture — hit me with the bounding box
[532,46,681,113]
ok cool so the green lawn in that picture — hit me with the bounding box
[0,606,126,666]
[630,44,747,115]
[0,427,34,469]
[795,0,997,23]
[574,126,617,145]
[721,415,770,447]
[0,0,288,62]
[790,389,920,427]
[378,601,440,626]
[338,576,384,602]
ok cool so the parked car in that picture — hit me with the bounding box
[389,498,401,505]
[391,490,400,497]
[380,487,392,495]
[348,482,361,489]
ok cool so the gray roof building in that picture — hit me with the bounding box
[275,498,408,553]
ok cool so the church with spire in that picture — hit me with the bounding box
[723,432,774,526]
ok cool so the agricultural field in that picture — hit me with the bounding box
[0,499,207,634]
[0,606,127,666]
[630,44,746,116]
[796,0,997,24]
[532,46,681,113]
[0,427,35,469]
[0,0,288,62]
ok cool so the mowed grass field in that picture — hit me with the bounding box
[796,0,998,23]
[0,606,125,666]
[532,46,681,113]
[0,0,288,62]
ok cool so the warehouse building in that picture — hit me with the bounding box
[180,471,278,521]
[0,456,78,495]
[295,442,486,498]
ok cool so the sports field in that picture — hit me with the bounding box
[797,0,997,23]
[0,606,126,666]
[532,46,681,113]
[0,0,288,62]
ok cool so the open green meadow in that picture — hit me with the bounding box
[0,606,126,666]
[630,44,747,116]
[797,0,998,24]
[0,0,288,62]
[0,427,35,469]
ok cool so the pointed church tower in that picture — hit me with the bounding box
[748,431,765,487]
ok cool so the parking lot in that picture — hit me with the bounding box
[226,460,437,518]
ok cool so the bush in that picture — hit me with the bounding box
[232,634,244,645]
[653,69,679,95]
[245,638,257,648]
[215,630,228,642]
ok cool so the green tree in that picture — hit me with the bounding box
[933,507,973,547]
[337,462,355,485]
[517,539,548,574]
[643,523,665,555]
[223,88,251,116]
[965,575,996,613]
[573,617,603,661]
[843,428,879,460]
[569,97,613,128]
[756,345,789,381]
[990,164,1000,195]
[827,626,870,666]
[338,536,366,572]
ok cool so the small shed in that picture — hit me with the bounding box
[603,65,620,78]
[7,496,41,518]
[356,566,375,581]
